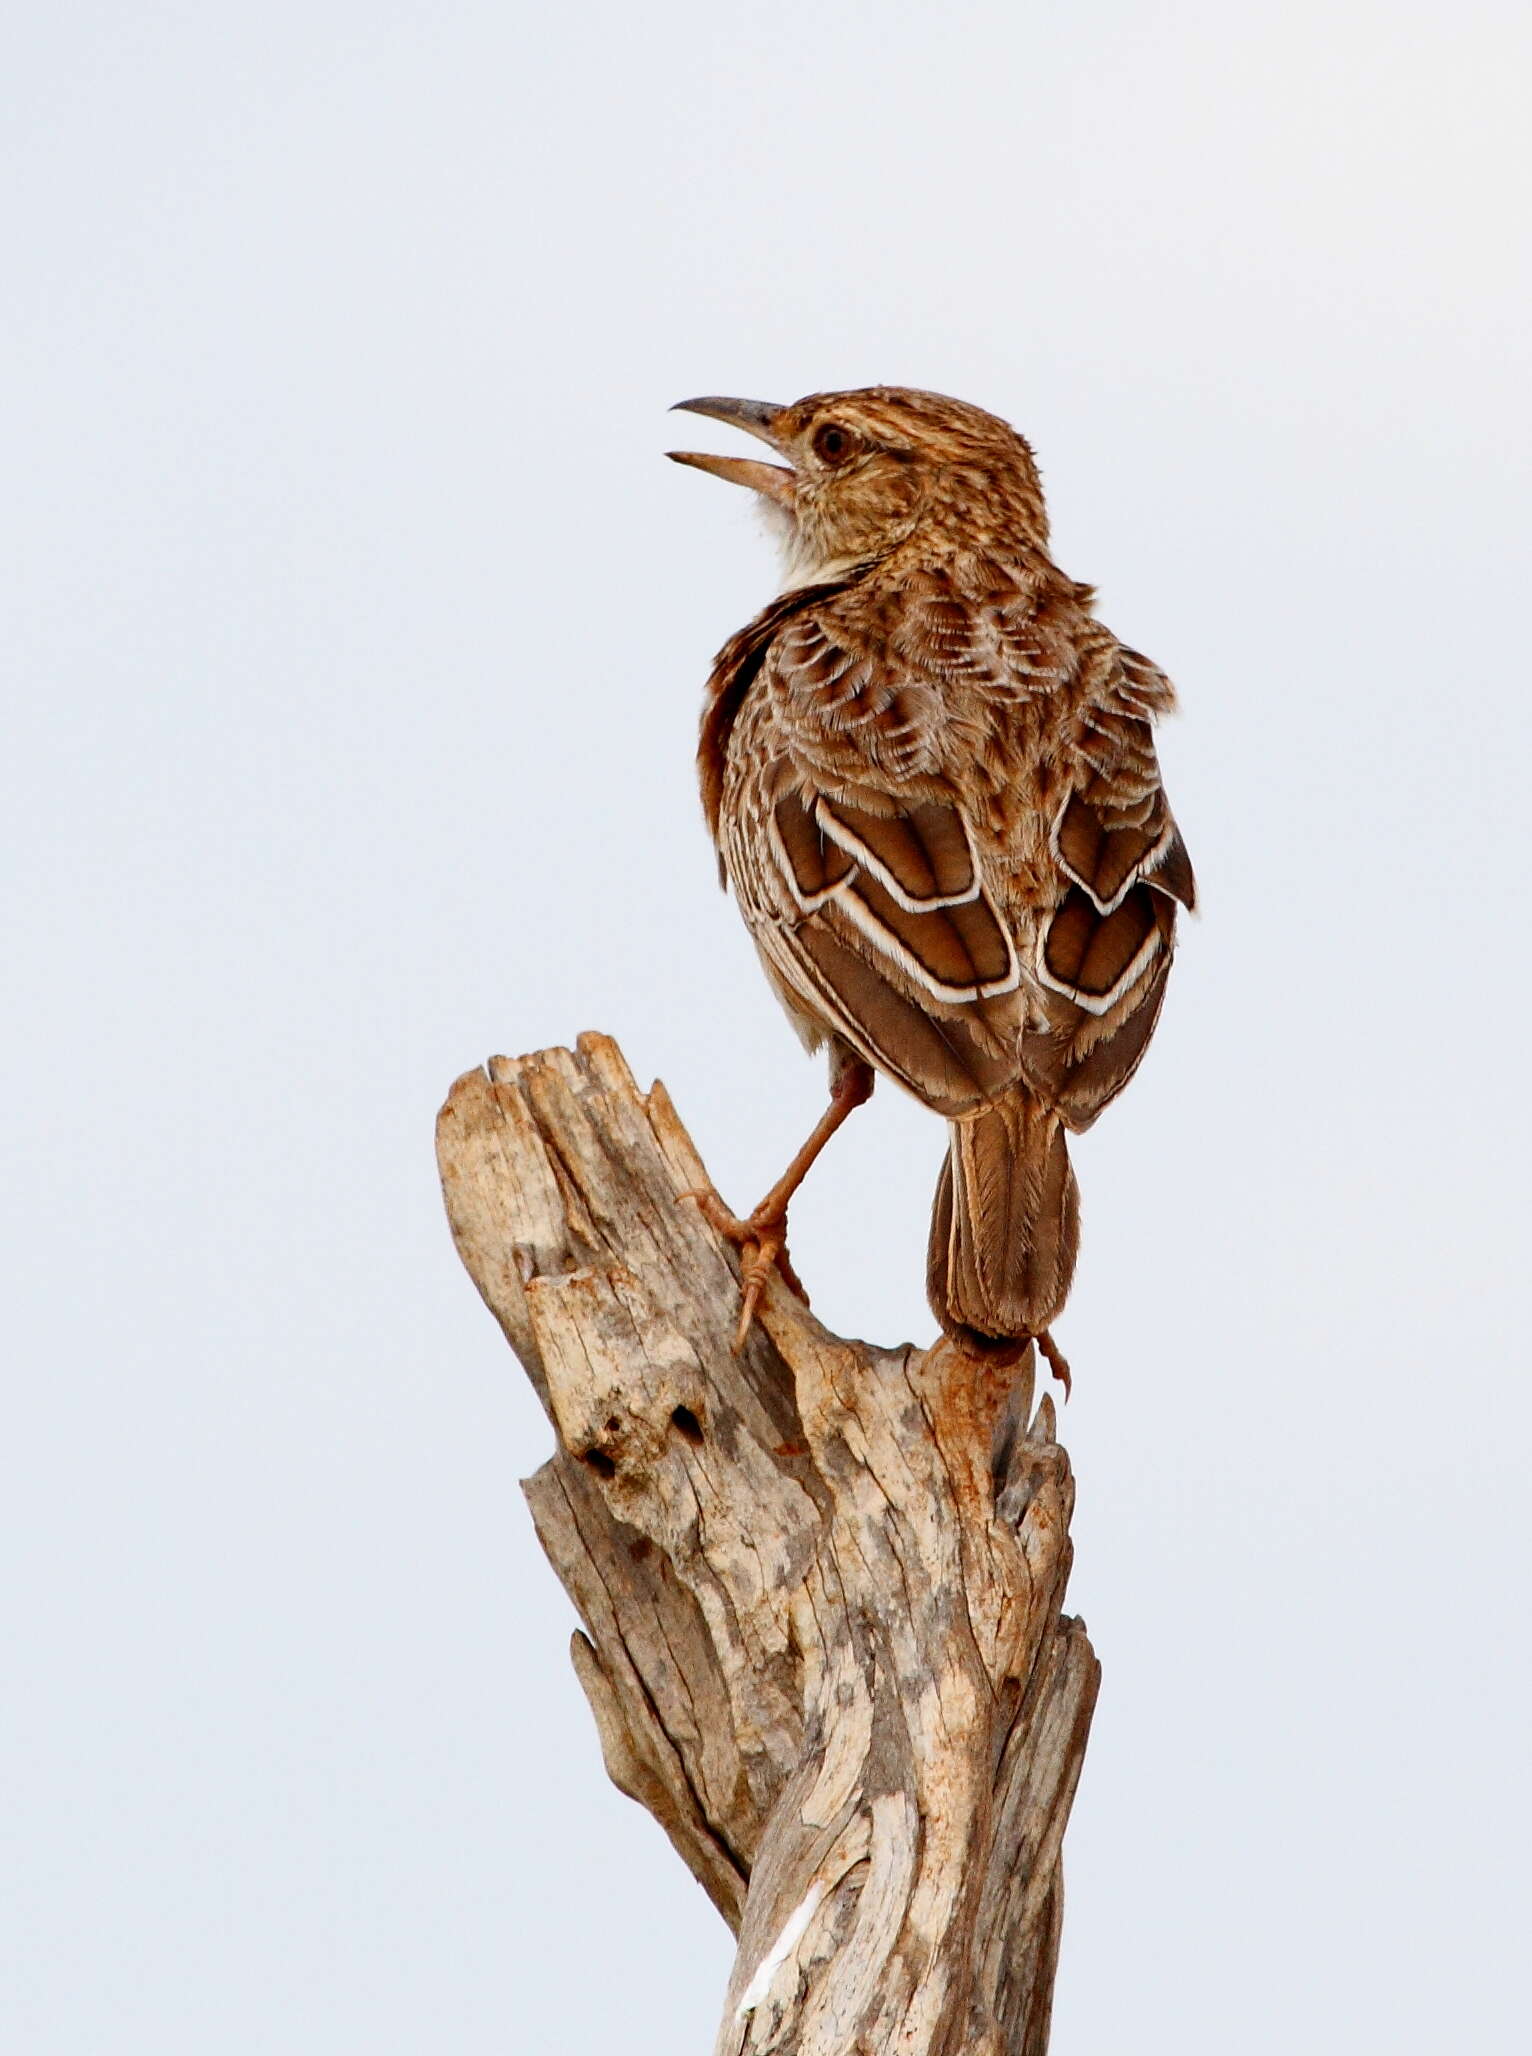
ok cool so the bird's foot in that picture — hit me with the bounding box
[681,1189,808,1351]
[1036,1329,1073,1399]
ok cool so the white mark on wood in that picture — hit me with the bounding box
[736,1879,826,2018]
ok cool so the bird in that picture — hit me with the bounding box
[668,388,1194,1378]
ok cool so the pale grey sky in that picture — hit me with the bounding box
[3,3,1528,2050]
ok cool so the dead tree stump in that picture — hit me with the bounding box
[436,1033,1099,2054]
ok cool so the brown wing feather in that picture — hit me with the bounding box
[771,789,856,909]
[815,791,977,906]
[776,919,1024,1117]
[748,748,1025,1111]
[697,580,858,846]
[1031,641,1193,1123]
[1041,884,1162,1011]
[1051,692,1196,917]
[831,866,1017,1003]
[1022,933,1172,1131]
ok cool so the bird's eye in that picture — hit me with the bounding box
[812,423,853,464]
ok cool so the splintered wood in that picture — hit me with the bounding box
[436,1034,1099,2055]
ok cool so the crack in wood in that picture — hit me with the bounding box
[438,1033,1098,2053]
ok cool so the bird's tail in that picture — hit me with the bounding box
[926,1092,1080,1344]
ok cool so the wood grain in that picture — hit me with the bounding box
[437,1033,1098,2053]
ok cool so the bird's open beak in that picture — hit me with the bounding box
[667,396,796,507]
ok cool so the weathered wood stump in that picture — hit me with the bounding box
[436,1034,1099,2054]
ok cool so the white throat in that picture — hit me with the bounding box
[760,502,862,593]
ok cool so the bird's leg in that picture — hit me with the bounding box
[686,1053,875,1351]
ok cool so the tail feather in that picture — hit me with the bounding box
[927,1094,1079,1342]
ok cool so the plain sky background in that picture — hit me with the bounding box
[4,3,1529,2049]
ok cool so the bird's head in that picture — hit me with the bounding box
[668,386,1049,589]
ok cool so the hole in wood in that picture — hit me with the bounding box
[670,1405,704,1445]
[581,1447,617,1478]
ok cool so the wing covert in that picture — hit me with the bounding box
[755,760,1025,1114]
[1030,639,1194,1121]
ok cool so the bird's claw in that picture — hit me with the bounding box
[1036,1328,1073,1399]
[679,1189,809,1350]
